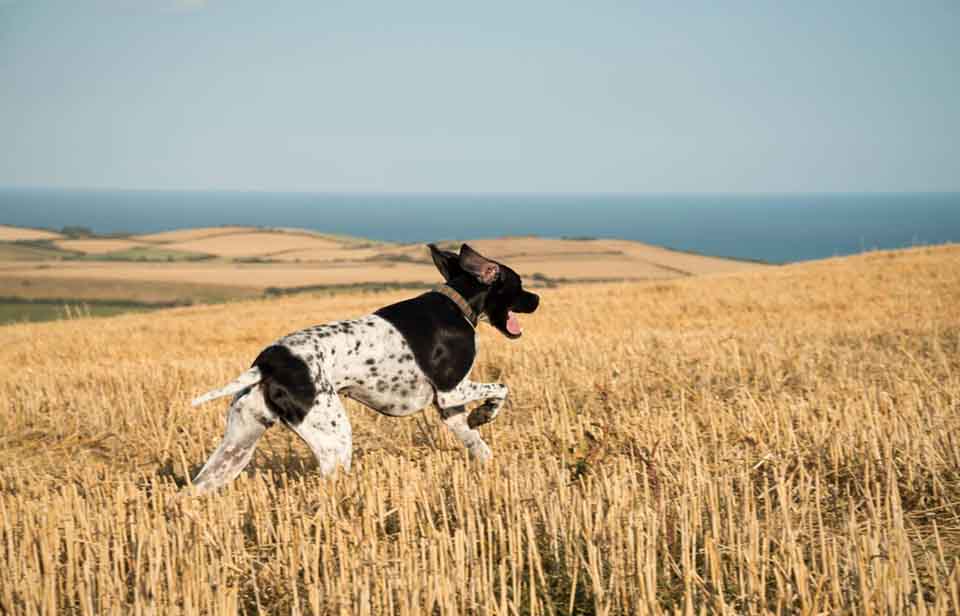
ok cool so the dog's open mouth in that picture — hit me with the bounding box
[506,311,522,335]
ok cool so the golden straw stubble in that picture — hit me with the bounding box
[1,244,959,614]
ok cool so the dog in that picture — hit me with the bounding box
[189,243,540,493]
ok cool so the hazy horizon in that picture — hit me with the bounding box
[3,189,958,264]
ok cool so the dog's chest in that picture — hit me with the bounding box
[276,315,436,416]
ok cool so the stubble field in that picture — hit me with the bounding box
[1,244,958,614]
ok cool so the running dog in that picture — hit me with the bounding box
[189,243,540,493]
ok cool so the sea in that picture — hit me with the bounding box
[1,188,958,264]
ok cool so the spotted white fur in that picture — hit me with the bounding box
[190,314,506,494]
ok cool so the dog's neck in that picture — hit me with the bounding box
[438,277,490,326]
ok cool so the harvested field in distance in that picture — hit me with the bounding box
[1,244,958,614]
[502,254,679,280]
[618,242,765,275]
[86,245,216,262]
[0,226,770,319]
[133,226,259,243]
[0,225,62,241]
[274,245,384,262]
[164,231,347,258]
[0,226,767,322]
[1,261,439,288]
[434,236,622,258]
[54,238,148,254]
[0,275,257,304]
[267,227,387,246]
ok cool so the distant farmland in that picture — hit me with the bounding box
[0,225,766,323]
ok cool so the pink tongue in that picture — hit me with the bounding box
[506,311,522,335]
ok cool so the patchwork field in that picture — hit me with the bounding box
[0,242,70,262]
[0,225,63,242]
[14,260,434,284]
[0,225,767,323]
[160,231,347,259]
[132,226,262,243]
[0,275,258,304]
[53,238,148,254]
[1,244,958,614]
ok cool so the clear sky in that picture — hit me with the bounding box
[1,0,957,193]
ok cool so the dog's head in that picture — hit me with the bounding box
[429,243,540,339]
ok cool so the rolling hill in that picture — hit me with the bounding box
[0,243,957,613]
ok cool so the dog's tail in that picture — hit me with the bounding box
[191,367,263,407]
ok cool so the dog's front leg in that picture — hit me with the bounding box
[437,405,492,462]
[437,380,509,429]
[435,380,508,462]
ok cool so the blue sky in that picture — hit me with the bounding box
[1,0,957,193]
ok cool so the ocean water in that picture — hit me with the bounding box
[1,189,958,264]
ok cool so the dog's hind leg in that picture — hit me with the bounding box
[190,386,275,494]
[282,392,353,476]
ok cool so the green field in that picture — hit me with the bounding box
[0,241,75,261]
[0,300,156,324]
[76,246,216,262]
[0,239,214,264]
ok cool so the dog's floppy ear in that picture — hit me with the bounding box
[459,244,499,284]
[428,244,461,281]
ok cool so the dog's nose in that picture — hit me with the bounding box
[517,291,539,313]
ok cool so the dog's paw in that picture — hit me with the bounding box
[468,439,492,463]
[467,402,500,429]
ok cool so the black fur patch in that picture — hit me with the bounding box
[375,293,476,392]
[377,245,539,388]
[252,345,315,424]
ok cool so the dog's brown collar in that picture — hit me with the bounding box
[434,284,478,328]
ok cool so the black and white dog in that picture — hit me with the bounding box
[189,244,540,493]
